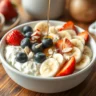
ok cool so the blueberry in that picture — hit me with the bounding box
[25,32,32,38]
[16,52,28,63]
[42,38,53,48]
[22,26,33,34]
[21,38,31,48]
[31,43,43,53]
[34,52,46,63]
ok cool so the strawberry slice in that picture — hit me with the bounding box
[6,30,24,46]
[63,21,78,34]
[56,38,73,53]
[56,56,76,77]
[56,39,64,49]
[78,31,89,43]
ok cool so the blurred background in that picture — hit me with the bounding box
[0,0,96,38]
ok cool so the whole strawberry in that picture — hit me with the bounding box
[0,0,17,21]
[6,30,24,46]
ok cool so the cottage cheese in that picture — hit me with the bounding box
[5,45,40,76]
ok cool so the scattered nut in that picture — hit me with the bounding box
[62,47,73,53]
[28,52,34,60]
[24,46,30,55]
[35,43,42,49]
[48,48,53,55]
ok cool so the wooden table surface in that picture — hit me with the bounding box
[0,1,96,96]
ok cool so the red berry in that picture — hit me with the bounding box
[78,31,89,43]
[0,0,17,21]
[56,57,76,77]
[63,21,78,34]
[6,30,24,46]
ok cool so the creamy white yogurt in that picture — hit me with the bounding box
[4,45,40,76]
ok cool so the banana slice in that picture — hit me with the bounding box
[71,39,84,52]
[83,46,92,58]
[49,26,57,34]
[48,33,60,43]
[40,58,60,77]
[73,36,85,45]
[53,53,66,66]
[76,54,90,70]
[58,30,72,40]
[34,22,49,32]
[64,47,82,63]
[66,30,76,37]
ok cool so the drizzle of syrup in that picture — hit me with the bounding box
[47,0,55,57]
[47,0,51,36]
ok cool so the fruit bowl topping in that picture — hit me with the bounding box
[4,21,92,77]
[6,30,24,46]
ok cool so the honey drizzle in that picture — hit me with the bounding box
[47,0,51,36]
[47,0,55,58]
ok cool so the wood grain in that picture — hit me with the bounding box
[0,0,96,96]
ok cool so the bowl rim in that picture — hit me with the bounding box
[88,21,96,34]
[0,13,5,30]
[0,20,96,80]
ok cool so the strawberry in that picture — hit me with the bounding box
[78,31,89,43]
[56,39,63,49]
[56,56,76,77]
[63,21,78,34]
[56,38,73,53]
[6,30,24,46]
[0,0,17,21]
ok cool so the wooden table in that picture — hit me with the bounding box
[0,1,96,96]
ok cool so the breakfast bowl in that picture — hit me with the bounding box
[0,21,96,93]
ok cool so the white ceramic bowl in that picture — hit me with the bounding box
[0,21,96,93]
[21,0,64,19]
